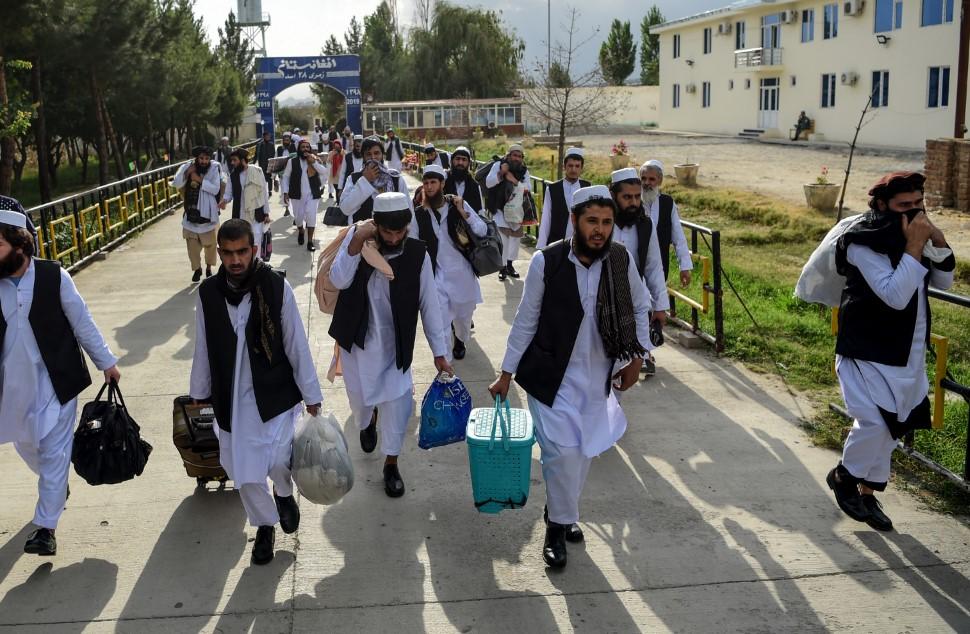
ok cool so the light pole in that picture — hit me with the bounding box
[547,0,552,74]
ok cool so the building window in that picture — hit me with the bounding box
[821,73,836,108]
[761,13,781,48]
[729,79,734,90]
[802,9,815,42]
[921,0,955,26]
[823,3,839,39]
[673,84,681,108]
[703,27,713,54]
[928,66,951,107]
[673,34,681,58]
[872,70,890,107]
[876,0,904,32]
[735,21,746,49]
[702,81,711,107]
[745,78,751,89]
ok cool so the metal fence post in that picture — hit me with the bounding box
[711,229,725,353]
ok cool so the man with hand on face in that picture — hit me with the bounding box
[338,134,366,204]
[191,219,323,566]
[490,185,651,570]
[537,147,590,249]
[443,146,483,213]
[640,160,692,287]
[340,136,412,223]
[609,168,670,376]
[827,172,954,533]
[411,165,488,361]
[485,144,532,280]
[328,192,451,499]
[0,210,121,557]
[281,139,326,252]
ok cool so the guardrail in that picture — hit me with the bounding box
[25,140,258,273]
[829,288,970,492]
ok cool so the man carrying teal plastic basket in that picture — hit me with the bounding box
[489,185,652,569]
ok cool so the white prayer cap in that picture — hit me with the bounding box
[373,192,411,214]
[221,136,229,141]
[452,146,471,158]
[641,159,664,174]
[423,143,436,152]
[422,164,447,180]
[0,209,27,229]
[564,147,584,160]
[353,134,364,141]
[611,167,639,183]
[571,185,613,211]
[508,143,524,154]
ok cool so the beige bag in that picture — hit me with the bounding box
[314,223,394,315]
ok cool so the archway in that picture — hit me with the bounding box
[255,55,362,139]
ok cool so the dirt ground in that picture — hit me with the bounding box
[575,132,970,259]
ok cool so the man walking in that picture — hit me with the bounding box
[489,185,650,569]
[384,127,405,172]
[340,136,411,223]
[223,149,271,259]
[281,139,326,252]
[423,144,450,169]
[443,146,483,213]
[485,144,532,280]
[255,131,276,193]
[173,146,222,283]
[640,160,692,286]
[0,210,121,557]
[328,192,451,498]
[338,134,366,203]
[191,219,323,565]
[537,148,589,249]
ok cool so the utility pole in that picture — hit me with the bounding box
[548,0,552,74]
[954,0,969,137]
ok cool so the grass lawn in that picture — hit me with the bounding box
[8,161,107,209]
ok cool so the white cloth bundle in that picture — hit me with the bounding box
[291,411,354,505]
[794,214,862,307]
[503,181,528,227]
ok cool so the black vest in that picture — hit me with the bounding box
[544,179,590,245]
[342,155,364,190]
[0,259,93,404]
[427,152,450,169]
[655,194,674,280]
[514,242,620,407]
[329,239,427,373]
[198,267,303,432]
[627,214,655,279]
[348,172,403,223]
[386,137,404,160]
[288,156,323,200]
[444,173,483,213]
[230,168,242,219]
[415,208,441,275]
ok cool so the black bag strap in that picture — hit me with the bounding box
[107,379,128,409]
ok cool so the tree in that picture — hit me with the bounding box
[598,19,636,86]
[640,6,664,85]
[344,17,363,54]
[217,11,256,96]
[414,0,435,31]
[360,1,403,98]
[311,36,347,124]
[521,8,624,178]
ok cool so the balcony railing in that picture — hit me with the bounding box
[734,47,783,69]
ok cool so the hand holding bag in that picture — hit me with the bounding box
[72,381,153,486]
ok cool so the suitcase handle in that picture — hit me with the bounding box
[489,395,511,452]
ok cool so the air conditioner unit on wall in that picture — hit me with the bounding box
[685,83,697,94]
[843,0,865,16]
[841,71,859,85]
[781,10,798,23]
[718,21,733,35]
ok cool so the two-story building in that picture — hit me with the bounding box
[652,0,967,149]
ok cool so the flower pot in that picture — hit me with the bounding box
[803,183,841,211]
[610,154,629,170]
[674,163,699,186]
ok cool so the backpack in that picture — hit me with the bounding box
[474,156,499,194]
[465,213,504,276]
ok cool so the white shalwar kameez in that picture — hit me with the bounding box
[221,165,270,258]
[501,246,652,524]
[836,244,953,486]
[190,280,322,527]
[536,178,584,249]
[408,201,487,359]
[612,220,671,313]
[329,227,449,456]
[281,157,325,229]
[0,261,117,529]
[339,173,412,222]
[485,162,533,263]
[648,196,693,277]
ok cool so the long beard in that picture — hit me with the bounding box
[641,187,659,209]
[615,205,642,229]
[0,251,26,279]
[450,166,468,179]
[426,191,445,210]
[573,229,612,261]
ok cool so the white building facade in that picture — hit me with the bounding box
[653,0,967,149]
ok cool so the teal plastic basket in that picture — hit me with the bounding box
[466,396,535,514]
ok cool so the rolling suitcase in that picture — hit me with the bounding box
[172,395,228,487]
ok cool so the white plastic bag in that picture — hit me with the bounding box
[291,411,354,505]
[794,214,862,307]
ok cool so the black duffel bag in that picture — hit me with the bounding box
[72,381,153,485]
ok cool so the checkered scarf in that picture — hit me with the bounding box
[596,243,647,361]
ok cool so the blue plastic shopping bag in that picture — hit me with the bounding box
[419,372,472,449]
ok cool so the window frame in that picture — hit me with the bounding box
[821,73,836,108]
[871,70,890,108]
[823,3,839,39]
[875,0,904,32]
[673,83,681,108]
[702,81,711,108]
[921,0,955,26]
[673,34,681,58]
[703,27,713,54]
[928,66,951,108]
[801,9,815,42]
[735,21,746,50]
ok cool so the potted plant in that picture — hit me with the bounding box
[610,140,630,170]
[674,158,699,186]
[803,166,841,211]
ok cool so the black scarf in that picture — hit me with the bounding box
[595,243,647,361]
[836,209,919,272]
[215,259,278,363]
[230,168,243,219]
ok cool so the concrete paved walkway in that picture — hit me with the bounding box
[1,183,968,633]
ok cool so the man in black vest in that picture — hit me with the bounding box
[329,192,451,498]
[191,219,323,565]
[255,131,276,192]
[639,160,693,287]
[423,143,450,169]
[0,210,120,557]
[537,147,590,249]
[385,127,405,171]
[610,168,671,376]
[338,134,366,203]
[443,146,483,213]
[827,172,954,532]
[275,133,295,213]
[490,185,651,569]
[281,139,325,251]
[340,136,412,224]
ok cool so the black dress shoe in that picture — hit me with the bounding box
[383,463,405,498]
[297,229,305,245]
[251,526,275,565]
[275,493,301,534]
[543,522,567,568]
[360,409,378,453]
[453,337,466,360]
[861,494,894,532]
[205,267,213,278]
[24,528,56,556]
[191,268,202,282]
[498,267,508,281]
[507,265,520,279]
[544,506,584,543]
[307,242,316,252]
[826,466,871,522]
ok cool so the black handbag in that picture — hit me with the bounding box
[323,205,348,226]
[72,381,153,486]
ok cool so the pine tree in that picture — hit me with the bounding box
[640,6,665,85]
[598,19,636,86]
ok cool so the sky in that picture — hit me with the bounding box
[196,0,728,101]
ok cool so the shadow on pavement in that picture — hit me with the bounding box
[114,287,197,367]
[0,558,117,628]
